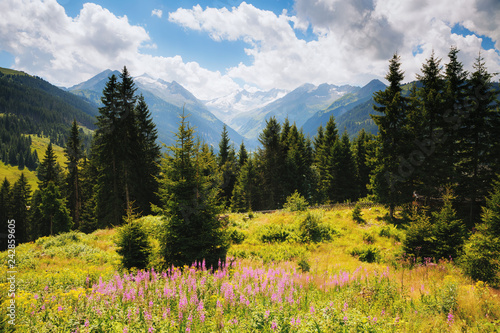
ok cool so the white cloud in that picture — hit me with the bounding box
[0,0,238,99]
[170,0,500,90]
[152,9,163,19]
[0,0,498,101]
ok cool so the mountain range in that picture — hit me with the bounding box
[1,66,387,152]
[69,70,386,148]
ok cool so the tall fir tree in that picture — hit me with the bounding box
[39,181,72,236]
[64,120,83,230]
[231,156,260,212]
[117,66,138,213]
[37,143,62,189]
[238,141,248,166]
[133,95,161,215]
[353,129,375,199]
[456,54,500,218]
[159,113,228,269]
[315,116,339,203]
[414,52,449,197]
[218,125,238,208]
[10,174,31,243]
[0,178,11,249]
[93,74,123,227]
[257,117,285,209]
[370,53,412,219]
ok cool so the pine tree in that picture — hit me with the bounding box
[64,120,83,229]
[331,131,357,202]
[461,176,500,285]
[218,125,237,208]
[231,157,259,212]
[238,141,248,166]
[370,53,412,219]
[315,116,339,203]
[414,52,449,197]
[257,117,285,209]
[37,143,62,189]
[456,54,500,218]
[10,174,31,243]
[353,129,374,199]
[39,181,72,236]
[133,95,160,215]
[159,113,228,269]
[116,210,152,270]
[93,74,124,227]
[117,66,138,213]
[0,178,11,249]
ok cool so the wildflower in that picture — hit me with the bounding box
[148,327,154,332]
[310,305,315,314]
[447,311,454,326]
[264,310,270,319]
[84,320,89,327]
[271,321,278,331]
[123,328,128,333]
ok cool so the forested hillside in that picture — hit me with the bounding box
[0,68,96,172]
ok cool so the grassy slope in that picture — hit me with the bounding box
[1,207,499,332]
[0,136,67,190]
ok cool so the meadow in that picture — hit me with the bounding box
[1,207,499,332]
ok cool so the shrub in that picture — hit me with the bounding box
[260,224,291,243]
[298,212,322,243]
[283,190,309,212]
[229,227,246,244]
[116,218,152,270]
[351,245,380,263]
[352,203,365,224]
[297,256,311,272]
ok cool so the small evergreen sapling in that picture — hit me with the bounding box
[116,209,152,270]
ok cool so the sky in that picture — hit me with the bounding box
[0,0,499,100]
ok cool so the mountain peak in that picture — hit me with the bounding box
[68,69,120,91]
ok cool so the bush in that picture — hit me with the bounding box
[283,190,309,212]
[298,212,322,243]
[116,218,152,270]
[260,224,291,243]
[352,203,365,224]
[351,246,380,263]
[229,227,246,244]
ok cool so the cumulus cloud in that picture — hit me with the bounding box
[151,9,163,18]
[170,0,500,90]
[0,0,498,99]
[0,0,238,99]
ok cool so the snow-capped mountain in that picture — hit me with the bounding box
[205,88,288,123]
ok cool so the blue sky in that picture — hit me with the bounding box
[1,0,499,99]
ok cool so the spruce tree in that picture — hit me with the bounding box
[218,125,237,208]
[93,74,124,227]
[257,117,285,209]
[353,129,374,199]
[37,143,62,189]
[414,52,449,197]
[133,95,160,215]
[159,113,228,269]
[231,157,259,212]
[315,116,339,203]
[117,66,138,213]
[39,181,72,236]
[0,178,11,249]
[64,120,83,229]
[370,53,412,219]
[238,141,248,166]
[456,54,500,218]
[10,174,31,243]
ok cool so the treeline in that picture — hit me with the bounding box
[370,48,499,222]
[1,67,160,248]
[1,49,499,263]
[0,115,39,170]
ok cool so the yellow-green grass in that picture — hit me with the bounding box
[0,160,38,190]
[0,136,67,190]
[30,135,67,168]
[1,207,499,332]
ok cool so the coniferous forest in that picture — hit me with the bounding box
[1,49,500,331]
